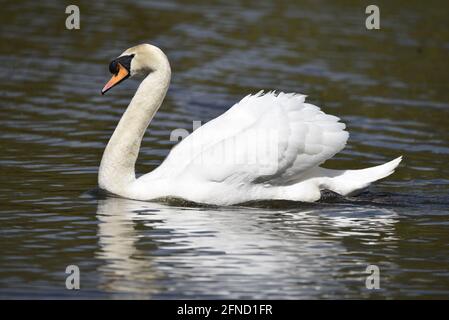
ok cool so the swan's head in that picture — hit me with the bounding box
[101,43,168,95]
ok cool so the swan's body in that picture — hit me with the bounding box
[99,44,401,206]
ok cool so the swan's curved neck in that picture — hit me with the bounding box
[99,58,171,195]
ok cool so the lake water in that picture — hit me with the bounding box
[1,0,448,299]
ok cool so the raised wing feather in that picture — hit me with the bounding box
[142,91,348,185]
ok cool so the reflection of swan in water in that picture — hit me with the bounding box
[96,198,162,297]
[95,196,399,298]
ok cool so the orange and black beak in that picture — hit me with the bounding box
[101,54,134,95]
[101,63,129,94]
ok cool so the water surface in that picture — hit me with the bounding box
[1,0,449,299]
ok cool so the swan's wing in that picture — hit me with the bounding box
[142,91,348,185]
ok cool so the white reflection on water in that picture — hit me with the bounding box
[95,197,399,299]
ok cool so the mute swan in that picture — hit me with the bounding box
[99,44,401,205]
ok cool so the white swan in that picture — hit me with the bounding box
[99,44,401,206]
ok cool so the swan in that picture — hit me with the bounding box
[99,43,402,206]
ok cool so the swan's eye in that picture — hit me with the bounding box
[109,60,119,75]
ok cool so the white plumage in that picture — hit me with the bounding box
[99,44,402,205]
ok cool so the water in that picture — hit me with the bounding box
[1,0,449,299]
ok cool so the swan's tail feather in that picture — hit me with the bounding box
[322,156,402,196]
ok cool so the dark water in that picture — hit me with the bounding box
[1,0,449,299]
